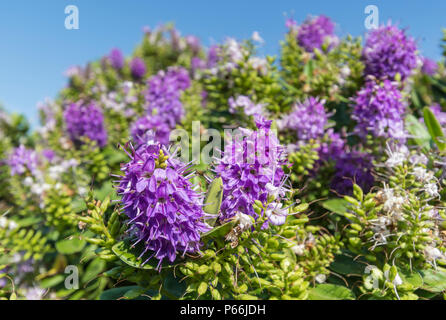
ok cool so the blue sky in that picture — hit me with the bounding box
[1,0,446,127]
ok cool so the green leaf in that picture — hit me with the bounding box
[423,107,446,151]
[330,254,366,276]
[99,286,140,300]
[405,115,431,150]
[321,199,349,215]
[124,287,147,300]
[55,238,86,255]
[201,219,237,242]
[111,240,174,270]
[81,258,106,284]
[308,284,355,300]
[203,177,223,226]
[304,60,314,80]
[163,274,186,298]
[399,268,423,289]
[94,183,118,201]
[411,90,422,109]
[15,216,42,228]
[39,275,65,289]
[71,197,87,213]
[419,268,446,292]
[104,147,129,166]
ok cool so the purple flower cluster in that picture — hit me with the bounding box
[191,57,206,74]
[146,67,190,124]
[8,145,38,176]
[421,57,438,76]
[330,151,374,196]
[130,115,171,146]
[214,116,288,221]
[362,25,418,81]
[280,97,345,162]
[64,102,108,147]
[296,15,337,52]
[42,149,56,163]
[207,45,220,69]
[228,95,264,116]
[285,18,298,30]
[131,67,191,146]
[318,129,345,162]
[280,97,328,140]
[109,48,124,70]
[116,142,210,267]
[352,80,407,142]
[130,57,146,79]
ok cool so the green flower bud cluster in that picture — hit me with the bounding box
[200,42,285,130]
[43,189,76,230]
[77,139,109,183]
[280,31,363,104]
[136,23,204,76]
[0,138,12,207]
[285,140,320,180]
[341,178,446,270]
[3,227,50,261]
[74,194,121,262]
[176,201,340,300]
[179,82,206,134]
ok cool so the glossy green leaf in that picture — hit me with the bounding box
[329,254,366,276]
[99,286,140,300]
[419,268,446,292]
[124,287,148,300]
[203,177,223,226]
[321,198,349,215]
[423,107,446,151]
[81,258,106,284]
[399,268,423,289]
[308,284,355,300]
[39,275,65,289]
[55,238,86,255]
[163,274,187,298]
[405,114,431,150]
[94,183,118,201]
[201,219,237,242]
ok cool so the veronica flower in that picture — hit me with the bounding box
[352,80,407,142]
[130,57,146,79]
[421,57,438,76]
[109,48,124,70]
[64,102,108,147]
[285,18,298,30]
[228,95,264,116]
[362,24,418,81]
[130,115,171,146]
[116,142,210,268]
[8,145,39,176]
[279,97,328,140]
[214,116,288,221]
[330,151,374,195]
[296,15,337,52]
[206,45,220,69]
[146,67,190,126]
